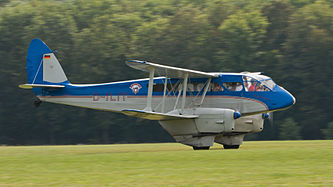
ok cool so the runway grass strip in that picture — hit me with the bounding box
[0,140,332,186]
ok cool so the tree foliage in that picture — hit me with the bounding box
[321,122,333,140]
[279,118,301,140]
[215,10,269,71]
[0,0,332,144]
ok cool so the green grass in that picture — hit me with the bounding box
[0,141,332,186]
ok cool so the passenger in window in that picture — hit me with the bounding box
[235,82,243,91]
[228,83,233,90]
[256,84,267,91]
[229,82,236,91]
[196,83,204,92]
[249,82,256,91]
[228,82,241,91]
[188,83,194,92]
[213,83,223,91]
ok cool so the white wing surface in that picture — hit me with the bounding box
[126,60,218,78]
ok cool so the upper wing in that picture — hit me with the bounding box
[126,60,218,78]
[121,109,198,121]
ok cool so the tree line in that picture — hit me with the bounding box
[0,0,332,145]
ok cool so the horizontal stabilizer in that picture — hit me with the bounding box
[121,109,198,121]
[18,84,65,89]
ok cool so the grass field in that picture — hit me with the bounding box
[0,140,332,186]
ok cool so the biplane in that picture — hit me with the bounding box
[20,39,295,150]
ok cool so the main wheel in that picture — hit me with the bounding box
[193,146,210,150]
[223,145,240,149]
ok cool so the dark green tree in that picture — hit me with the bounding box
[279,118,301,140]
[321,122,333,140]
[214,10,269,72]
[283,0,333,139]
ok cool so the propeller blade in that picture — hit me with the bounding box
[268,112,274,127]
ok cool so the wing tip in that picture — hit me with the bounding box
[18,84,65,89]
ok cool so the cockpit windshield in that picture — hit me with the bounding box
[261,79,276,90]
[242,75,276,91]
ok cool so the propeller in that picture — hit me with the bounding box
[262,112,274,127]
[262,112,275,138]
[268,112,274,127]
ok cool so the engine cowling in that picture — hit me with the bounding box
[193,108,236,133]
[159,108,238,147]
[234,114,264,133]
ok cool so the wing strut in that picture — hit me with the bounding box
[181,73,189,114]
[145,67,155,111]
[174,84,182,110]
[161,75,168,113]
[199,78,211,106]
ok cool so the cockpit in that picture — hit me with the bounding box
[242,74,276,92]
[217,74,277,92]
[216,73,294,112]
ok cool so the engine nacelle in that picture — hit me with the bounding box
[234,114,264,133]
[193,108,236,133]
[159,108,237,147]
[160,108,237,135]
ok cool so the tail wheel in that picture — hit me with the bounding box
[223,145,240,149]
[193,146,210,150]
[34,99,42,108]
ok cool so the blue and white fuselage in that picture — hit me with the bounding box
[37,74,295,115]
[20,39,295,150]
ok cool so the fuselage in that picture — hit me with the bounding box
[37,73,295,115]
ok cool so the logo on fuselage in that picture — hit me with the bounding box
[130,83,142,94]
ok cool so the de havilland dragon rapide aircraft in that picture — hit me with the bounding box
[20,39,296,150]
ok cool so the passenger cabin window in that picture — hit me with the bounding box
[185,82,223,92]
[187,83,194,92]
[149,81,224,93]
[148,82,204,92]
[210,82,223,92]
[149,82,182,92]
[223,82,243,91]
[147,83,165,92]
[167,82,180,92]
[147,83,178,92]
[243,76,270,92]
[195,83,204,92]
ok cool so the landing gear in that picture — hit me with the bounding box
[34,99,42,107]
[193,146,210,150]
[223,145,240,149]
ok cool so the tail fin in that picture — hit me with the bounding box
[26,39,68,85]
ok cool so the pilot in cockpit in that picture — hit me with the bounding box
[249,81,256,91]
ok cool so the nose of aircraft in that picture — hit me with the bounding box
[278,86,296,109]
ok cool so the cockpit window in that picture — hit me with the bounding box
[223,82,243,91]
[243,76,272,92]
[262,79,276,90]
